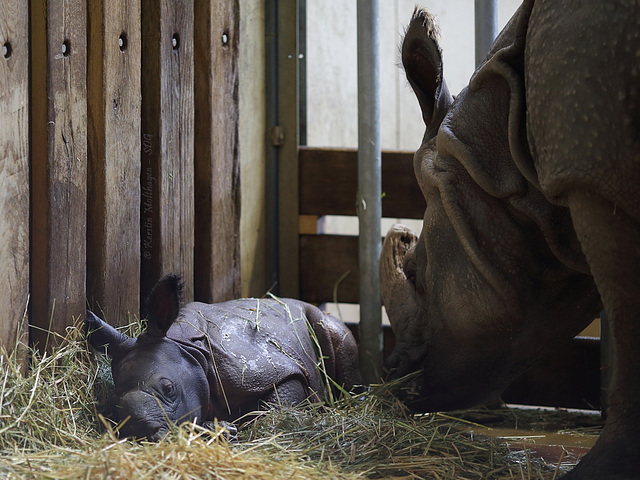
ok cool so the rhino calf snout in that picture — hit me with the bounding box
[117,390,170,441]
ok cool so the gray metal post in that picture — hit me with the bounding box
[474,0,498,67]
[265,0,280,294]
[357,0,383,383]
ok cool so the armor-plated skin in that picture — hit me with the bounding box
[86,275,361,441]
[381,3,640,478]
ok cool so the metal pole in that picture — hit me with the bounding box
[357,0,383,383]
[474,0,498,67]
[265,0,280,295]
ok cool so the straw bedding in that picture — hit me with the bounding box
[0,320,593,479]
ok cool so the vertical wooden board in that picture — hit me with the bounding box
[194,0,240,303]
[31,0,87,350]
[141,1,195,306]
[0,2,29,352]
[30,0,87,351]
[276,0,299,298]
[87,0,141,325]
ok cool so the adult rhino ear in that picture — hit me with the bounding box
[85,310,135,359]
[402,8,453,140]
[144,274,183,337]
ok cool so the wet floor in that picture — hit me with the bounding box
[451,405,603,470]
[466,426,598,469]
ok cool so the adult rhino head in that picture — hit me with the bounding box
[383,4,640,477]
[382,5,601,411]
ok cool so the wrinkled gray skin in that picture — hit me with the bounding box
[86,274,361,441]
[381,2,640,478]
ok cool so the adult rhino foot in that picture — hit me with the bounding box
[561,434,640,479]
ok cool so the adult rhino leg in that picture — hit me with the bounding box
[565,191,640,479]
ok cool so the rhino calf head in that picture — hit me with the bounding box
[86,276,210,441]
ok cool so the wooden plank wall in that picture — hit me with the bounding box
[298,147,422,304]
[0,2,30,353]
[31,0,87,349]
[0,1,241,352]
[194,0,241,303]
[86,0,142,326]
[141,1,195,306]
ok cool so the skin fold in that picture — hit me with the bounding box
[381,2,640,478]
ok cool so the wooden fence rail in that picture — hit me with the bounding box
[0,0,240,354]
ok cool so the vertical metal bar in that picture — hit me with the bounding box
[298,0,307,146]
[276,0,300,298]
[357,0,383,383]
[265,0,280,294]
[474,0,497,67]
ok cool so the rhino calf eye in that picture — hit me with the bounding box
[160,379,176,397]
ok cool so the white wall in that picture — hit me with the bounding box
[306,0,521,150]
[239,0,268,297]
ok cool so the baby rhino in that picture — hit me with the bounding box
[86,274,361,440]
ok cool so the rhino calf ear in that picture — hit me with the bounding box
[145,274,183,336]
[85,310,135,357]
[402,8,453,138]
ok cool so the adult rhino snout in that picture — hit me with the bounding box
[116,390,168,441]
[380,225,421,339]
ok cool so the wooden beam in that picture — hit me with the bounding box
[299,147,425,219]
[299,234,359,304]
[0,1,29,354]
[193,0,241,303]
[30,0,87,350]
[141,0,195,306]
[86,0,141,325]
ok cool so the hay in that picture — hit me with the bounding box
[0,322,587,479]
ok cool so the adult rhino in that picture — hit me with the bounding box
[381,2,639,478]
[86,274,361,441]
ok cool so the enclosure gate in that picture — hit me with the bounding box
[0,0,240,354]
